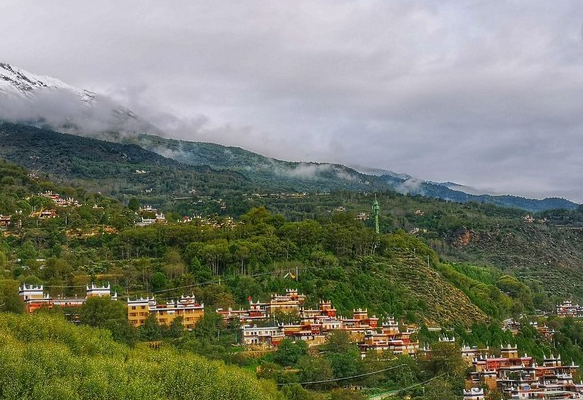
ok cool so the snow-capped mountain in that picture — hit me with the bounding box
[0,64,578,211]
[0,63,95,101]
[0,63,160,136]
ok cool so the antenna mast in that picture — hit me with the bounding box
[373,195,380,235]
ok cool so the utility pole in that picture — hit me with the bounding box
[373,195,380,235]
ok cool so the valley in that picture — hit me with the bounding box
[0,131,582,398]
[1,64,583,399]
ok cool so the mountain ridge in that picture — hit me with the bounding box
[0,122,250,202]
[126,133,578,212]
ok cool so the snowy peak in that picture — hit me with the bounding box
[0,63,94,103]
[0,63,158,136]
[0,63,63,92]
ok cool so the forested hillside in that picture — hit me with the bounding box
[124,133,578,212]
[1,148,583,399]
[0,122,250,203]
[0,121,575,212]
[248,191,583,304]
[0,158,546,326]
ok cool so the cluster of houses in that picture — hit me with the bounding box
[180,214,236,229]
[18,283,116,314]
[135,205,167,227]
[217,289,419,356]
[0,191,82,229]
[30,191,82,219]
[244,192,309,200]
[556,301,583,318]
[39,191,81,208]
[133,203,237,229]
[502,319,556,339]
[463,344,583,399]
[18,285,418,356]
[18,282,207,331]
[20,281,583,398]
[522,214,548,224]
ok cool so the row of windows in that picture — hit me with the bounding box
[129,312,149,317]
[129,305,202,313]
[244,331,277,336]
[128,314,202,322]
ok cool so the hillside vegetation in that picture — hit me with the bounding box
[0,122,250,203]
[0,313,283,400]
[0,121,575,211]
[1,128,583,399]
[0,156,565,323]
[248,191,583,305]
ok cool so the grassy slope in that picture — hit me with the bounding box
[453,223,583,299]
[0,313,283,400]
[386,257,489,326]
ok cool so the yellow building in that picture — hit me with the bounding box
[267,289,306,314]
[127,295,204,330]
[247,289,307,317]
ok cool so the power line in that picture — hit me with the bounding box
[152,269,291,294]
[368,373,447,399]
[36,268,289,294]
[277,363,407,387]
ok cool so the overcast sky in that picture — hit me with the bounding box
[1,1,583,201]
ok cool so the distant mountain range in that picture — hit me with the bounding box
[0,63,578,212]
[121,134,578,212]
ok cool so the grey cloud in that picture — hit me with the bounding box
[396,178,425,196]
[0,88,159,137]
[1,1,583,200]
[272,163,360,182]
[274,163,333,180]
